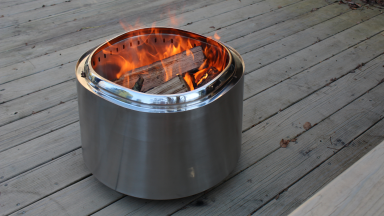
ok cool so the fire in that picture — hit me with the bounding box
[92,21,228,92]
[214,32,221,40]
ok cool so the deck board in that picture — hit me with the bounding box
[288,139,384,216]
[0,0,383,215]
[256,119,384,216]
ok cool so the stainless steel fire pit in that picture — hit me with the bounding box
[75,27,244,200]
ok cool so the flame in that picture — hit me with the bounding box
[214,32,221,40]
[92,21,228,92]
[183,73,195,91]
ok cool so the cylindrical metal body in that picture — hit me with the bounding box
[76,28,244,200]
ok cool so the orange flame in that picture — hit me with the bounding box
[214,32,221,40]
[91,20,228,92]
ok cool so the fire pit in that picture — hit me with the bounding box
[75,27,244,200]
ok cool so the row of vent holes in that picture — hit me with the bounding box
[93,39,197,66]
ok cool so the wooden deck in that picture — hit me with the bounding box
[289,140,384,216]
[0,0,384,215]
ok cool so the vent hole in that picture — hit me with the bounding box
[104,54,106,58]
[171,39,173,43]
[155,38,157,43]
[163,38,165,43]
[110,51,112,55]
[138,41,140,45]
[92,61,95,65]
[193,43,196,47]
[130,42,132,47]
[146,39,148,43]
[116,48,118,52]
[98,57,100,62]
[123,45,125,49]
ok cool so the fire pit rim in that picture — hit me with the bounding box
[76,27,239,108]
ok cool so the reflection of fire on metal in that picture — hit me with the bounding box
[91,26,228,94]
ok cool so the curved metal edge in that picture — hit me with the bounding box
[77,27,238,105]
[76,45,244,113]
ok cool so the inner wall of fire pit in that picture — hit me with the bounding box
[90,33,229,94]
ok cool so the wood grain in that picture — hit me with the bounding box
[289,140,384,216]
[254,119,384,216]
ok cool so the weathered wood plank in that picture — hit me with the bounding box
[0,0,37,9]
[212,0,331,42]
[170,82,384,216]
[182,0,310,36]
[0,80,77,127]
[243,11,384,100]
[0,99,78,152]
[0,0,339,85]
[0,63,76,104]
[0,149,89,216]
[242,30,384,130]
[0,0,259,68]
[0,122,80,183]
[240,53,384,176]
[228,3,352,54]
[9,176,124,216]
[241,7,381,75]
[289,140,384,216]
[0,0,124,29]
[0,0,264,84]
[254,119,384,216]
[90,50,384,216]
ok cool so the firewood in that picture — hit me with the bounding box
[195,67,219,88]
[114,46,205,92]
[145,75,189,94]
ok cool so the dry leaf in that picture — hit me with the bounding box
[303,122,312,130]
[280,139,289,148]
[278,6,282,8]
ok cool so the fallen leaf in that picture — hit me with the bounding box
[303,122,312,130]
[278,5,282,8]
[275,194,280,200]
[0,15,4,18]
[330,77,337,82]
[290,138,297,142]
[280,139,289,148]
[31,46,35,49]
[209,26,215,29]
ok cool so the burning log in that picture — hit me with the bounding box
[114,46,205,92]
[195,67,219,88]
[146,75,190,94]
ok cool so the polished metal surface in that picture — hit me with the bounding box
[76,28,244,200]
